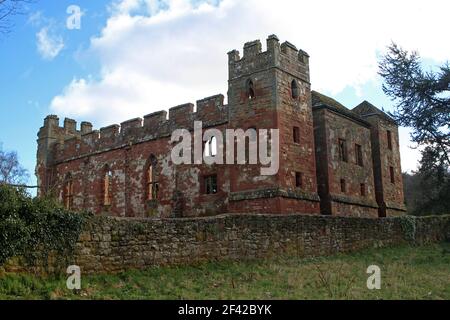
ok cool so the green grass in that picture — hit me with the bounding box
[1,244,449,300]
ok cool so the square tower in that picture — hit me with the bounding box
[312,92,379,217]
[226,35,320,214]
[353,101,406,217]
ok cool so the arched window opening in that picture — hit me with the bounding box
[146,155,159,201]
[204,136,217,157]
[63,173,73,210]
[291,80,299,99]
[103,165,113,206]
[246,79,255,100]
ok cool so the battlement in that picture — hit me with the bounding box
[39,36,310,163]
[243,40,262,57]
[41,94,228,163]
[228,34,310,83]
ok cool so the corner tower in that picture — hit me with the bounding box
[36,116,89,197]
[227,35,320,214]
[353,101,406,216]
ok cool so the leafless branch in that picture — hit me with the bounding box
[0,0,35,35]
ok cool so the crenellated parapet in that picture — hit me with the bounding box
[41,94,228,163]
[228,34,310,83]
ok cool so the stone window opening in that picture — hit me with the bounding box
[340,179,347,193]
[338,139,348,162]
[246,79,255,100]
[103,165,113,206]
[293,126,300,144]
[291,79,299,99]
[204,175,218,194]
[390,166,395,184]
[355,144,363,167]
[146,155,159,201]
[360,183,366,196]
[204,136,217,157]
[63,173,73,210]
[387,130,393,150]
[295,172,303,189]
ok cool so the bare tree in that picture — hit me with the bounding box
[0,145,28,185]
[0,0,34,35]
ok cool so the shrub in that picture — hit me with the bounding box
[0,185,87,268]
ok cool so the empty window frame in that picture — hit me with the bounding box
[339,139,348,162]
[293,126,300,143]
[204,136,217,157]
[340,179,347,193]
[355,144,363,166]
[389,166,395,184]
[204,175,218,194]
[103,166,113,206]
[146,155,159,201]
[63,173,74,209]
[387,130,393,150]
[291,79,299,99]
[295,172,303,189]
[246,79,255,100]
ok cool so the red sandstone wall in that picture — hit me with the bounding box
[364,115,406,216]
[313,108,379,217]
[36,36,405,219]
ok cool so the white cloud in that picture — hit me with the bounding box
[49,0,450,171]
[28,10,44,27]
[36,26,64,60]
[29,11,65,60]
[37,27,64,60]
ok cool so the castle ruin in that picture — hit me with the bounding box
[36,35,406,218]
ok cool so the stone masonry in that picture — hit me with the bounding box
[66,214,450,273]
[36,35,406,218]
[7,214,448,274]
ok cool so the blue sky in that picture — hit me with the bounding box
[0,0,108,186]
[0,0,449,189]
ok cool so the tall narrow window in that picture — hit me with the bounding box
[246,79,255,100]
[103,166,113,206]
[293,126,300,143]
[291,80,299,99]
[340,179,346,193]
[390,166,395,184]
[339,139,348,162]
[204,136,217,157]
[355,144,363,166]
[63,173,73,210]
[146,155,159,201]
[295,172,303,189]
[387,130,393,150]
[360,183,366,196]
[204,175,218,194]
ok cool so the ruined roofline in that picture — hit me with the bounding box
[42,94,228,162]
[311,91,371,128]
[352,100,398,126]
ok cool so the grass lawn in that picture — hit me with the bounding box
[0,243,449,300]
